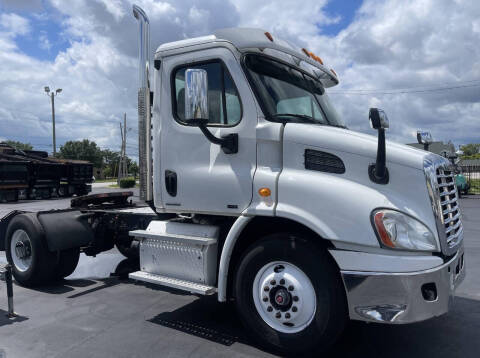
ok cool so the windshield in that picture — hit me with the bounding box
[244,54,345,127]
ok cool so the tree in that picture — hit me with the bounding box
[58,139,103,167]
[103,166,113,178]
[3,140,33,151]
[128,160,139,178]
[101,149,120,178]
[460,143,480,156]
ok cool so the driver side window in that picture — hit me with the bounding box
[173,61,242,126]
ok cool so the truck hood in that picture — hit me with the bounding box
[284,123,428,170]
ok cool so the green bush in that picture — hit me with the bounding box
[119,177,136,188]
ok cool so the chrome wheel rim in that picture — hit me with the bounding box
[253,261,316,333]
[10,229,33,272]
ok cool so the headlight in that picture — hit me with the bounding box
[372,209,438,251]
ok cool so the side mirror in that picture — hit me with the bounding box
[369,108,389,129]
[185,68,209,121]
[184,68,238,154]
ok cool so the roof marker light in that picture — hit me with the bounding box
[264,32,274,42]
[312,54,324,65]
[302,48,324,65]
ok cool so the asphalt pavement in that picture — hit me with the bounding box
[0,191,479,357]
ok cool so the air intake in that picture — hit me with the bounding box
[305,149,345,174]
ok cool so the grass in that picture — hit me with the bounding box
[108,183,140,188]
[468,179,480,194]
[94,178,118,183]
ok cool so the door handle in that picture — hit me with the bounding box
[165,170,177,197]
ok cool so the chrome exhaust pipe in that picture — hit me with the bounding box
[133,4,152,202]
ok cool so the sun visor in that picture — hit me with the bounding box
[214,28,339,88]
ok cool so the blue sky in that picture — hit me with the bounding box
[15,16,68,62]
[322,0,362,36]
[2,1,69,62]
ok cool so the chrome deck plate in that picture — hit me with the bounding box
[129,271,217,295]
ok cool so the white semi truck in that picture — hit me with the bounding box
[0,5,465,354]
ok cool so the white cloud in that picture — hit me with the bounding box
[0,0,479,159]
[0,13,31,36]
[299,0,480,146]
[38,31,51,50]
[97,0,126,22]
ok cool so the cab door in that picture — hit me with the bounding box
[158,47,257,214]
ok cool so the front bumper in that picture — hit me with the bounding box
[341,246,465,323]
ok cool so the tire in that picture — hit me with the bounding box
[234,234,347,355]
[58,186,67,197]
[39,189,51,200]
[5,214,57,286]
[55,248,80,279]
[115,240,139,260]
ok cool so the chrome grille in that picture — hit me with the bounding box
[436,167,463,249]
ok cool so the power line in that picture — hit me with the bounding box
[332,79,480,92]
[329,82,480,95]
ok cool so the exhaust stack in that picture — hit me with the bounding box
[133,5,152,202]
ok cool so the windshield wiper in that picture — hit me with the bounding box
[268,113,320,124]
[330,123,348,129]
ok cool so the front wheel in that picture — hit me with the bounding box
[234,234,347,355]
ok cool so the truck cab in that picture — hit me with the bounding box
[129,18,465,352]
[0,6,465,355]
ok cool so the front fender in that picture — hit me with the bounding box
[276,143,438,250]
[276,168,385,248]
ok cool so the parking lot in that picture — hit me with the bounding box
[0,189,479,357]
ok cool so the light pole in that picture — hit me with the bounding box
[44,86,62,156]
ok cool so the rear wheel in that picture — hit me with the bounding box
[55,248,80,279]
[234,234,347,355]
[5,214,56,286]
[115,240,139,260]
[58,186,67,197]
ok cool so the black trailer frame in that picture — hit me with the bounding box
[0,192,159,256]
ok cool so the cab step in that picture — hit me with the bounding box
[129,221,219,287]
[129,271,217,295]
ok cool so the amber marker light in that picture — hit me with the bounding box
[264,32,274,42]
[373,211,395,248]
[258,187,271,197]
[314,54,324,65]
[330,68,337,77]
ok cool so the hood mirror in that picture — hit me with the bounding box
[416,131,432,151]
[368,108,389,185]
[369,108,389,129]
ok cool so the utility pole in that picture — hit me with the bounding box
[119,121,124,184]
[44,86,62,156]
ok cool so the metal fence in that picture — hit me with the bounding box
[460,165,480,194]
